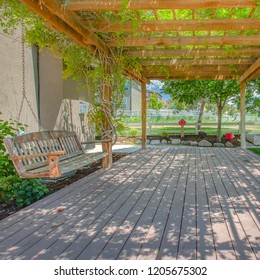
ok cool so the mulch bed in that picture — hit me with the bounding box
[117,134,241,147]
[0,153,126,221]
[171,134,241,147]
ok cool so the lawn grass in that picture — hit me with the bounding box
[248,148,260,156]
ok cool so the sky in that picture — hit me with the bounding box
[147,80,170,101]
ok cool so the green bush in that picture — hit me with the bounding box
[128,128,138,138]
[161,131,169,137]
[0,112,27,177]
[0,112,49,209]
[0,175,49,208]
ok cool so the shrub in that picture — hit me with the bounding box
[0,113,49,209]
[161,131,169,137]
[0,175,49,208]
[128,128,138,138]
[0,112,27,177]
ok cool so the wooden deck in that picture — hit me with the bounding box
[0,147,259,260]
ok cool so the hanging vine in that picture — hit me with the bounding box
[0,0,140,143]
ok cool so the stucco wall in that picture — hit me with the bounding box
[0,27,38,132]
[39,49,94,143]
[131,86,142,111]
[39,49,64,131]
[0,28,94,144]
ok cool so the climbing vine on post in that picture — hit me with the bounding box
[0,0,138,143]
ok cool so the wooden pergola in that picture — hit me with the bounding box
[19,0,260,167]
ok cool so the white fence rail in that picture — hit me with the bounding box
[127,122,260,135]
[122,109,260,121]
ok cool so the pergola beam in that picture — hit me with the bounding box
[143,69,246,76]
[123,48,260,58]
[67,0,257,11]
[247,67,260,80]
[39,0,109,55]
[19,0,86,48]
[143,65,249,71]
[93,19,260,33]
[145,75,237,80]
[107,35,260,47]
[140,58,255,66]
[238,58,260,83]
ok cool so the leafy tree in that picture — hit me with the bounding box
[162,80,208,130]
[148,93,164,110]
[235,79,260,116]
[162,80,240,142]
[207,80,239,142]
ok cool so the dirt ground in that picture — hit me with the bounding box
[117,134,241,147]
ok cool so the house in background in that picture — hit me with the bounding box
[0,27,94,144]
[121,79,142,112]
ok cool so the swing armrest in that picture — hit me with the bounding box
[10,151,66,160]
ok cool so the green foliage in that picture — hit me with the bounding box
[0,174,49,208]
[0,0,133,141]
[149,93,164,110]
[0,112,27,177]
[161,131,169,137]
[234,79,260,116]
[248,148,260,156]
[162,80,241,141]
[0,112,48,208]
[128,128,138,138]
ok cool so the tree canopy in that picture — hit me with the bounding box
[162,79,241,141]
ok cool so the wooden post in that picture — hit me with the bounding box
[141,81,147,149]
[181,126,184,138]
[240,81,246,149]
[101,59,113,169]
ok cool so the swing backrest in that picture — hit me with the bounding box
[4,130,84,172]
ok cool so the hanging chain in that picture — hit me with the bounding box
[17,27,40,127]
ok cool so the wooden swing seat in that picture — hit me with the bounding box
[4,130,108,178]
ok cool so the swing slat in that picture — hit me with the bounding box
[4,130,109,178]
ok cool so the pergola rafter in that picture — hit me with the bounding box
[17,0,260,153]
[107,35,260,47]
[19,0,260,82]
[67,0,257,11]
[92,19,260,33]
[123,47,260,58]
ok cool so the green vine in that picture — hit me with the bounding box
[0,0,142,142]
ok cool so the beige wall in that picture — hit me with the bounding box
[0,27,38,132]
[39,49,64,131]
[131,87,142,111]
[39,49,94,142]
[0,28,94,144]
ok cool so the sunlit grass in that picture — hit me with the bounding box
[248,148,260,156]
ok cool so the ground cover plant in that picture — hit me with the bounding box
[249,148,260,156]
[0,113,49,209]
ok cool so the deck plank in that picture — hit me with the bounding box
[157,148,192,260]
[209,149,257,259]
[202,148,236,260]
[0,147,259,260]
[16,149,160,260]
[196,148,217,260]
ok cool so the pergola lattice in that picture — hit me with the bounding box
[19,0,260,167]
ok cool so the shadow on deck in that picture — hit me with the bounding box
[0,147,259,260]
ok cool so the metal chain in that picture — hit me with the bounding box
[17,27,40,127]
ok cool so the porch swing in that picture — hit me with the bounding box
[4,30,111,179]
